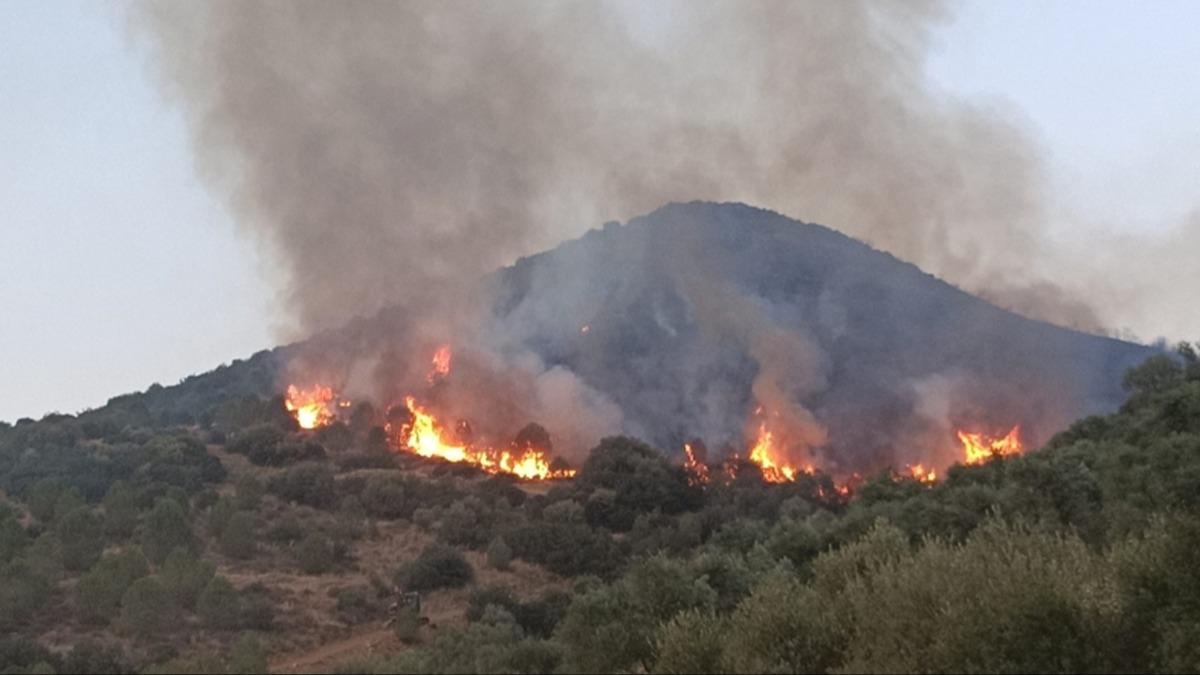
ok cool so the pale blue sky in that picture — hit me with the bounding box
[1,1,1197,422]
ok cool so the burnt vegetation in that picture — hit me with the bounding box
[0,345,1197,673]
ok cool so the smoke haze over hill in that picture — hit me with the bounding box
[132,0,1130,339]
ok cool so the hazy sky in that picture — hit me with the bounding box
[2,0,1198,422]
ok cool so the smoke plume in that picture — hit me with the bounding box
[130,0,1082,335]
[129,1,1176,467]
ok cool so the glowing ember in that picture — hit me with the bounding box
[398,396,575,480]
[682,443,711,485]
[748,423,802,483]
[285,385,335,430]
[958,425,1024,464]
[428,345,452,383]
[906,463,938,484]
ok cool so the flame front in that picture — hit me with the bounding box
[748,423,806,483]
[285,385,335,430]
[957,425,1024,464]
[683,443,711,485]
[399,396,575,480]
[906,463,938,484]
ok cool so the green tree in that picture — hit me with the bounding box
[56,507,104,572]
[486,535,513,571]
[120,577,174,638]
[653,610,727,674]
[159,548,215,610]
[0,515,29,564]
[219,511,257,560]
[297,532,335,574]
[0,560,52,630]
[197,575,241,630]
[228,632,268,674]
[141,498,194,564]
[76,548,151,625]
[208,496,238,538]
[395,543,473,592]
[101,481,140,540]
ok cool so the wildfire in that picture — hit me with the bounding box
[957,425,1024,464]
[428,345,452,383]
[906,463,938,484]
[285,385,335,430]
[748,423,808,483]
[398,396,575,480]
[682,442,711,485]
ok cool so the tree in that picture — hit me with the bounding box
[159,548,215,610]
[1123,354,1184,396]
[101,481,139,540]
[56,507,104,572]
[227,633,268,675]
[395,543,473,592]
[0,560,52,630]
[268,463,336,509]
[486,536,513,571]
[119,577,173,638]
[197,575,241,630]
[0,515,29,564]
[141,498,194,564]
[297,532,335,574]
[207,496,238,538]
[76,548,150,625]
[220,511,257,560]
[653,610,727,674]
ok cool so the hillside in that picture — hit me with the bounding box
[4,203,1192,674]
[99,203,1157,475]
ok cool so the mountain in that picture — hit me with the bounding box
[122,202,1156,472]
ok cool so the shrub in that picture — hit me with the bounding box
[141,498,194,564]
[119,577,173,637]
[395,543,473,592]
[0,515,29,564]
[486,536,513,571]
[208,496,238,538]
[219,512,257,560]
[268,463,336,509]
[59,639,130,675]
[466,586,519,623]
[0,560,52,630]
[228,633,267,675]
[334,585,381,624]
[197,576,241,630]
[56,507,104,572]
[653,610,727,674]
[297,532,336,574]
[76,548,150,625]
[235,476,265,511]
[159,548,215,610]
[101,481,139,539]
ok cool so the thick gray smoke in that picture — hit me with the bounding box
[131,0,1163,466]
[130,0,1090,335]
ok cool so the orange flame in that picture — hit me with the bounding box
[957,425,1024,464]
[285,385,335,430]
[682,443,711,485]
[747,422,805,483]
[428,345,452,383]
[905,463,938,484]
[398,396,575,480]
